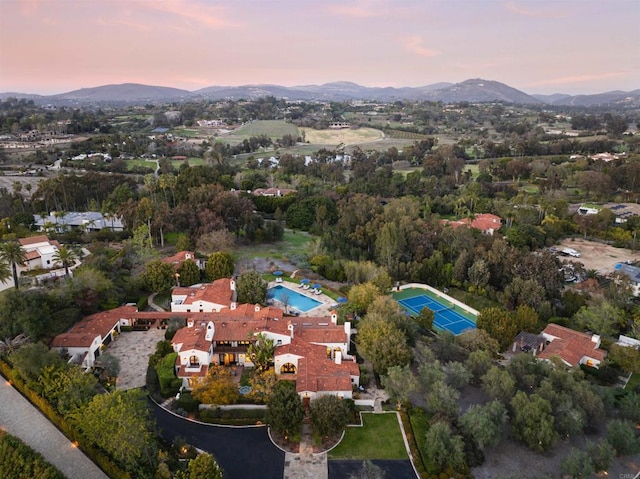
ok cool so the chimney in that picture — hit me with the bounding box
[187,318,194,328]
[230,302,237,310]
[230,279,236,291]
[344,321,351,338]
[287,321,294,339]
[205,321,214,341]
[255,304,261,312]
[330,311,338,324]
[335,350,342,365]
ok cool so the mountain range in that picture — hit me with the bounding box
[2,79,639,107]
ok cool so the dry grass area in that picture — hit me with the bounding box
[300,127,383,145]
[557,238,640,274]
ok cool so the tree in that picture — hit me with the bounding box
[0,333,29,355]
[356,317,412,375]
[205,252,235,281]
[573,301,627,338]
[481,366,515,403]
[70,389,157,470]
[236,271,267,305]
[247,333,275,372]
[444,361,471,390]
[0,241,26,289]
[510,392,557,452]
[52,245,78,277]
[560,448,594,479]
[381,364,417,407]
[349,460,386,479]
[477,307,517,351]
[142,259,176,293]
[459,400,507,450]
[606,419,640,456]
[415,307,434,332]
[266,381,304,437]
[39,364,99,415]
[248,368,278,403]
[175,452,223,479]
[0,259,11,286]
[347,282,379,316]
[428,381,459,418]
[10,342,65,382]
[191,365,239,405]
[309,395,350,438]
[421,421,466,473]
[464,349,493,382]
[177,259,200,287]
[585,439,615,472]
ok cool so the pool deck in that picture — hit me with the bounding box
[267,281,338,317]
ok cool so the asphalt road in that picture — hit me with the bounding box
[329,459,417,479]
[150,400,285,479]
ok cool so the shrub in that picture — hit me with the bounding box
[176,391,200,413]
[155,352,181,397]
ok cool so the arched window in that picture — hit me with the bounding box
[280,363,296,374]
[189,355,200,367]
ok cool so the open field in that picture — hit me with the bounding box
[557,238,640,274]
[125,157,205,170]
[301,127,383,146]
[234,229,313,270]
[222,120,299,141]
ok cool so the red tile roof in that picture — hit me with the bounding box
[173,279,234,307]
[172,321,213,352]
[441,213,502,233]
[538,323,606,367]
[51,305,137,348]
[18,235,51,246]
[162,251,197,267]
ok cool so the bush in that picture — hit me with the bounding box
[176,391,200,413]
[137,295,149,311]
[199,407,266,425]
[155,353,181,397]
[0,430,65,479]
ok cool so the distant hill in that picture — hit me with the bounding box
[549,89,640,106]
[48,83,192,105]
[424,79,541,104]
[2,80,638,106]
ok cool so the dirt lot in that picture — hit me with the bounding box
[300,127,383,145]
[557,238,640,274]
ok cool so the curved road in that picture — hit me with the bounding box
[150,401,284,479]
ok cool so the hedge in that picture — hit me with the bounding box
[0,358,130,479]
[399,408,428,478]
[156,352,181,397]
[199,407,266,425]
[0,430,65,479]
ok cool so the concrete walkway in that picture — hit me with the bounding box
[147,292,166,312]
[0,376,109,479]
[283,423,328,479]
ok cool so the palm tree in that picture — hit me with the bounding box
[0,259,11,286]
[53,245,78,277]
[0,241,26,289]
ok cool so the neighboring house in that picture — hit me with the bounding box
[511,331,546,356]
[441,213,502,235]
[51,305,136,369]
[252,187,297,197]
[538,323,606,368]
[162,251,204,270]
[170,279,237,313]
[18,235,60,270]
[614,263,640,297]
[34,211,124,232]
[577,204,600,216]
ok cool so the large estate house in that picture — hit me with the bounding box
[18,235,61,271]
[50,280,359,400]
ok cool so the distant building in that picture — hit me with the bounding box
[538,324,606,368]
[441,213,502,235]
[18,235,60,270]
[34,212,123,233]
[614,263,640,297]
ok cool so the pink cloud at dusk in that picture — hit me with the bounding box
[0,0,638,95]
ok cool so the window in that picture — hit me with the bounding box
[280,363,296,374]
[189,355,200,367]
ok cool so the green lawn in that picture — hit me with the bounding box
[125,157,205,171]
[234,229,313,265]
[329,413,408,460]
[223,120,299,141]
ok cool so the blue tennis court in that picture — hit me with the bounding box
[398,294,476,335]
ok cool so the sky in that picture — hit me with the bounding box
[0,0,639,96]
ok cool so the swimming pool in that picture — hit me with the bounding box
[267,285,322,312]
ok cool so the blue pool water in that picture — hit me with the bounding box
[267,285,322,312]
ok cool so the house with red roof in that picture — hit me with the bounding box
[51,305,137,369]
[18,235,62,271]
[161,251,204,271]
[537,323,606,368]
[441,213,502,235]
[170,278,237,313]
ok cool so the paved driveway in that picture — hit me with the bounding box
[0,376,109,479]
[150,400,285,479]
[108,327,166,390]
